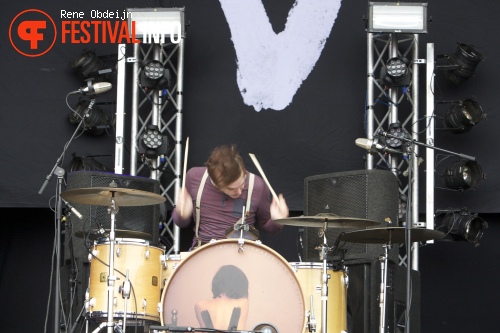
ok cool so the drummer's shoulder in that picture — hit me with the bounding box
[187,166,206,178]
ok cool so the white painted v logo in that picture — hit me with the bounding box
[219,0,342,111]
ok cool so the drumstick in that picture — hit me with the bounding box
[248,153,280,206]
[181,137,189,190]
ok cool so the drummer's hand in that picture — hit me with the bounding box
[270,194,289,221]
[176,187,193,220]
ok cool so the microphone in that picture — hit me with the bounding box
[71,82,112,95]
[62,198,83,219]
[355,137,403,154]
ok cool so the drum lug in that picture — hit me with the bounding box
[116,246,121,257]
[160,254,167,269]
[157,302,162,314]
[145,249,150,259]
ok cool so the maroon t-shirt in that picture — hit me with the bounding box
[172,167,283,245]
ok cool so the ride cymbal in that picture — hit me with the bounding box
[340,227,445,244]
[274,213,380,228]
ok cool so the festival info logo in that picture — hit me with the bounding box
[9,9,57,57]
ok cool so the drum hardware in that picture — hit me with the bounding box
[340,227,445,333]
[62,185,165,333]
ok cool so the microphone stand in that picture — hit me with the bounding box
[38,97,96,333]
[378,131,476,333]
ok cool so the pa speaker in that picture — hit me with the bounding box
[303,169,399,262]
[64,171,161,262]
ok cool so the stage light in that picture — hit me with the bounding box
[443,160,485,191]
[398,194,407,223]
[139,60,171,90]
[137,125,169,158]
[367,2,428,34]
[444,98,486,133]
[435,208,487,245]
[380,57,412,88]
[385,122,408,148]
[71,50,110,82]
[68,98,110,136]
[444,43,485,85]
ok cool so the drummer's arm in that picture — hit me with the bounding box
[173,187,194,227]
[256,189,287,234]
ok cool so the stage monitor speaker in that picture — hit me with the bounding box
[303,169,399,262]
[64,171,161,262]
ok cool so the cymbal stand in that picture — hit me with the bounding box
[318,221,330,333]
[92,194,120,333]
[378,242,391,333]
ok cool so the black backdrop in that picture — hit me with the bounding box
[1,1,500,333]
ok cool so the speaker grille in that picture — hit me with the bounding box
[303,169,399,262]
[65,171,161,261]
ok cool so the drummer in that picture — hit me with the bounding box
[173,144,289,249]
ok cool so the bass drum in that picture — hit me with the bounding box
[160,239,305,332]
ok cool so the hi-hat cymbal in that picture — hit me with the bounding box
[61,187,165,206]
[274,213,380,228]
[340,227,445,244]
[74,229,152,241]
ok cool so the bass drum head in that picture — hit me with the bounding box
[161,239,305,332]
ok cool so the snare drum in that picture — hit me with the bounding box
[160,239,305,332]
[291,262,347,333]
[87,238,164,323]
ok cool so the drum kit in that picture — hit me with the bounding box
[61,186,444,333]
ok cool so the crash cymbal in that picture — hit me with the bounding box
[340,227,445,244]
[61,187,165,206]
[274,213,380,228]
[75,229,152,241]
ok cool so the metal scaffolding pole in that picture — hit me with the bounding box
[115,8,185,255]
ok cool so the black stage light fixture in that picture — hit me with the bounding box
[69,98,110,136]
[435,208,487,246]
[444,43,485,85]
[385,122,408,148]
[443,160,485,191]
[140,60,171,90]
[71,50,110,82]
[380,57,412,88]
[444,98,486,133]
[137,125,169,159]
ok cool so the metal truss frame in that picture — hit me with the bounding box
[366,32,424,269]
[115,29,185,256]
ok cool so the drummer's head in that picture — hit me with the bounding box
[206,145,247,198]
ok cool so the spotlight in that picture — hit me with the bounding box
[137,125,168,158]
[398,194,408,223]
[444,98,486,133]
[385,122,408,148]
[443,160,485,191]
[69,98,110,136]
[71,50,110,82]
[435,208,487,245]
[380,57,412,88]
[139,60,171,90]
[367,2,428,34]
[444,43,485,85]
